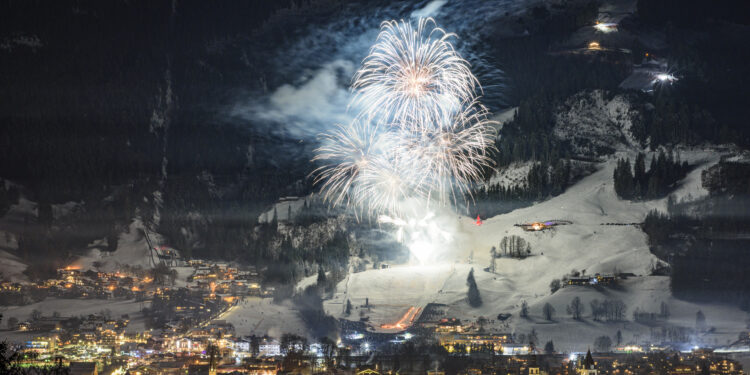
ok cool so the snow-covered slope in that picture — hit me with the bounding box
[258,197,307,223]
[325,148,744,350]
[76,217,165,272]
[488,162,533,188]
[222,297,308,338]
[0,197,35,282]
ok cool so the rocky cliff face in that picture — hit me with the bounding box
[554,89,644,156]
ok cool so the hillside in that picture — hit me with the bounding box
[322,147,747,350]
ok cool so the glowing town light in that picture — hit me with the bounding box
[588,41,602,51]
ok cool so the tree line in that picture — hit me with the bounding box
[614,151,690,200]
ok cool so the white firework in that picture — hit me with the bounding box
[355,154,420,216]
[352,17,479,131]
[398,102,495,205]
[313,17,496,219]
[311,120,386,209]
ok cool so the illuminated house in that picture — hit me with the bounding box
[25,336,57,353]
[588,41,602,51]
[174,337,204,353]
[58,267,83,284]
[709,359,743,375]
[567,277,594,286]
[438,332,512,353]
[193,267,217,280]
[259,338,281,357]
[435,318,463,333]
[567,274,616,287]
[670,364,697,375]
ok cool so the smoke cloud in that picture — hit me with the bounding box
[231,60,356,139]
[229,0,509,145]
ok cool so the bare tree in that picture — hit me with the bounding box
[567,296,584,320]
[590,299,603,321]
[499,235,532,258]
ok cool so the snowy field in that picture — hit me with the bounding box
[76,218,165,272]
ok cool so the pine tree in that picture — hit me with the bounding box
[271,207,278,229]
[345,299,352,316]
[647,173,660,199]
[634,152,647,198]
[614,158,635,199]
[466,268,482,307]
[316,265,326,287]
[544,340,555,354]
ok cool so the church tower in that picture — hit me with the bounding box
[577,350,598,375]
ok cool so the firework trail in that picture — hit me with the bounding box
[313,17,496,218]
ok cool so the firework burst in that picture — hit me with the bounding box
[352,17,479,131]
[399,101,495,206]
[312,120,386,209]
[313,17,496,218]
